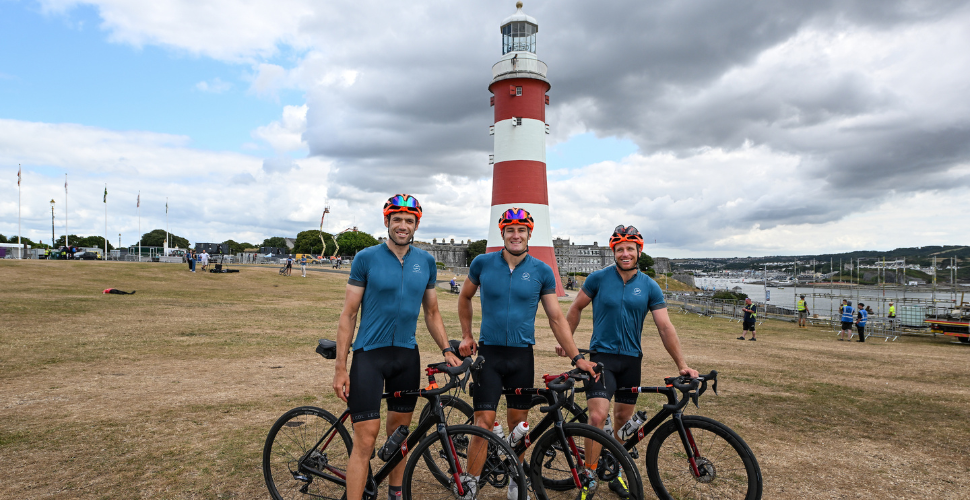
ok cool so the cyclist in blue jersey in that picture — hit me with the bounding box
[331,194,461,500]
[559,225,697,497]
[459,207,598,499]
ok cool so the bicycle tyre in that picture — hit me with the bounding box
[263,406,353,500]
[402,424,528,499]
[645,415,762,500]
[528,423,644,500]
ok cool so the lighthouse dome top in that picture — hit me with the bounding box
[500,3,538,55]
[501,2,537,27]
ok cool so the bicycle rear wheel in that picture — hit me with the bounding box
[403,424,527,499]
[528,423,644,500]
[263,406,353,500]
[645,415,762,500]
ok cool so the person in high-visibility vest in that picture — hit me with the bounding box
[855,302,868,342]
[839,300,854,341]
[888,302,896,329]
[797,294,810,328]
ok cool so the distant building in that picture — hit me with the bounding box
[553,238,612,275]
[390,237,470,268]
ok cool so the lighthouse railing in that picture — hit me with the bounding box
[492,58,547,78]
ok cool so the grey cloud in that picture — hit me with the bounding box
[292,0,970,247]
[263,157,298,174]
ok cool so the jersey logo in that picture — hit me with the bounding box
[521,272,530,280]
[412,264,421,273]
[633,288,642,296]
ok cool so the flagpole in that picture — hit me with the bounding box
[137,191,141,262]
[104,184,108,260]
[64,173,68,248]
[165,197,169,256]
[18,165,22,259]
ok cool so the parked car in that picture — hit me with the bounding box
[77,251,101,260]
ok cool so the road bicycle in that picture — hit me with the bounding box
[468,365,645,500]
[262,340,528,500]
[540,359,763,500]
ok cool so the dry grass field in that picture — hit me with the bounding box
[1,260,968,499]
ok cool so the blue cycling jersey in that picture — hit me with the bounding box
[468,251,557,347]
[348,243,437,351]
[857,309,868,326]
[841,305,854,322]
[583,266,667,357]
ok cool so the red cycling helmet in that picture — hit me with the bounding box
[609,225,643,251]
[383,194,423,220]
[498,207,535,231]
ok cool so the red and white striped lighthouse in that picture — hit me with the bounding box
[487,2,564,296]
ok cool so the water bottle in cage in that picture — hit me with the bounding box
[617,411,648,441]
[508,421,529,448]
[492,422,507,458]
[378,425,409,461]
[603,414,613,437]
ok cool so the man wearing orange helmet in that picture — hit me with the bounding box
[459,207,598,499]
[560,225,697,497]
[332,194,461,500]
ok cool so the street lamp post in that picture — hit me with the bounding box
[50,199,56,250]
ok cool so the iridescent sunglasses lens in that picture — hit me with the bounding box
[504,209,528,220]
[391,195,417,208]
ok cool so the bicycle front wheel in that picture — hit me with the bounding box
[645,415,762,500]
[263,406,353,500]
[528,423,644,500]
[403,424,528,499]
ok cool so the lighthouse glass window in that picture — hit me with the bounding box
[502,22,537,54]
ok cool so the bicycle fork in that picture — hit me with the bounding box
[552,421,586,490]
[671,413,703,478]
[436,422,469,496]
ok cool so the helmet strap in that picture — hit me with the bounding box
[505,243,529,257]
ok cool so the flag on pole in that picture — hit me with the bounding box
[166,201,168,214]
[65,177,68,194]
[17,166,21,186]
[104,186,107,203]
[137,192,140,208]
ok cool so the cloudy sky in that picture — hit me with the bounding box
[2,0,969,257]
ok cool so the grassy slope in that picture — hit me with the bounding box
[0,260,968,499]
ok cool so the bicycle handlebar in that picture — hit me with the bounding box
[661,370,718,410]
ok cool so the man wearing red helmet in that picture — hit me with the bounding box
[332,194,461,500]
[559,225,697,497]
[459,207,598,499]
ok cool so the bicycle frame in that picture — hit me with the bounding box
[500,385,589,489]
[295,367,474,497]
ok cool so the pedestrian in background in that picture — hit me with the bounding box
[797,294,810,328]
[300,255,307,278]
[855,302,868,342]
[738,298,758,341]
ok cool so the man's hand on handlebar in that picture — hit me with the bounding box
[576,358,601,381]
[680,366,700,379]
[458,337,477,357]
[444,351,462,367]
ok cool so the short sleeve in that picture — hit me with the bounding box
[539,262,557,296]
[581,271,600,299]
[647,279,666,311]
[427,254,438,289]
[468,255,484,286]
[348,253,367,287]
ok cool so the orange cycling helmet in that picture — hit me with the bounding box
[383,194,423,220]
[498,207,534,231]
[609,225,643,251]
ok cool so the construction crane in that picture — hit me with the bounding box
[318,206,330,258]
[330,227,359,260]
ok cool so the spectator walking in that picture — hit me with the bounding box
[300,255,307,278]
[738,298,758,341]
[200,250,210,271]
[855,302,868,342]
[285,255,293,276]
